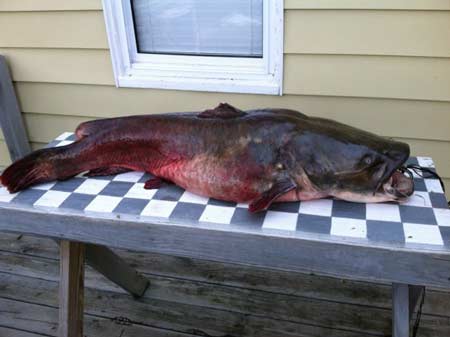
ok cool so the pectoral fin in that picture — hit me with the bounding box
[143,177,174,189]
[249,179,297,213]
[144,177,164,189]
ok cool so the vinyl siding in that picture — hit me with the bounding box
[0,0,449,199]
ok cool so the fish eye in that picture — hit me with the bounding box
[362,156,373,166]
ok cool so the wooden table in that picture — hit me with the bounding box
[0,134,449,337]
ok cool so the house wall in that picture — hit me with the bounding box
[0,0,449,198]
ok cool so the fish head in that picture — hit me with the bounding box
[292,118,414,203]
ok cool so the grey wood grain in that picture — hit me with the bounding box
[0,249,389,334]
[0,272,378,337]
[0,205,449,289]
[0,233,428,313]
[392,283,410,337]
[0,55,31,160]
[84,243,150,297]
[0,297,203,337]
[2,246,450,337]
[55,239,150,297]
[0,326,47,337]
[59,241,85,337]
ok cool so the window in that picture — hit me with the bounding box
[102,0,283,95]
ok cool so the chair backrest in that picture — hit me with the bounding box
[0,55,31,161]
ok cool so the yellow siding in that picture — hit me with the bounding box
[0,141,9,164]
[285,0,450,10]
[0,1,102,11]
[284,55,450,100]
[2,49,450,102]
[4,9,450,56]
[0,12,107,49]
[285,10,450,57]
[0,48,114,85]
[0,3,449,198]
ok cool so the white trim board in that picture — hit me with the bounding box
[102,0,284,95]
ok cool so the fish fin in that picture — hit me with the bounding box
[84,166,131,177]
[198,103,246,119]
[75,119,117,140]
[0,144,83,193]
[144,177,165,190]
[249,179,297,213]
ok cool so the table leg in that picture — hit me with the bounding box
[85,244,149,298]
[54,239,149,298]
[59,240,85,337]
[392,283,425,337]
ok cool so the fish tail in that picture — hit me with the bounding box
[0,142,87,193]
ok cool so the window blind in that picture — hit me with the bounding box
[132,0,263,57]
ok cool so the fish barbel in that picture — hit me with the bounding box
[0,103,414,212]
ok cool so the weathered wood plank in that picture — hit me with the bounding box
[0,55,31,160]
[0,326,48,337]
[85,243,150,297]
[4,233,450,316]
[0,247,394,335]
[0,296,203,337]
[1,234,450,336]
[0,12,107,49]
[284,0,450,10]
[0,1,102,11]
[59,241,85,337]
[285,10,450,57]
[392,283,410,337]
[0,272,374,337]
[1,206,450,289]
[1,235,450,336]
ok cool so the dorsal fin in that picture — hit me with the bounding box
[198,103,246,119]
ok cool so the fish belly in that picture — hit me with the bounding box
[151,154,265,203]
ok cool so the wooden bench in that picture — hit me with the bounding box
[1,56,449,337]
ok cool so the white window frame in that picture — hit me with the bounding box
[102,0,284,95]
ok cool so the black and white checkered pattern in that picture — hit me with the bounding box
[1,133,449,248]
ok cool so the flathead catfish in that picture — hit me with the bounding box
[0,103,413,212]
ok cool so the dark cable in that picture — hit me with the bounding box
[400,164,449,208]
[403,164,446,193]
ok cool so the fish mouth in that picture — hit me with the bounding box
[374,148,413,201]
[379,170,414,201]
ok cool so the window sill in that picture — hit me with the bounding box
[117,73,281,95]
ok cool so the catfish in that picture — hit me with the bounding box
[0,103,413,212]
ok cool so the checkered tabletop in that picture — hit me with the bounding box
[1,133,449,251]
